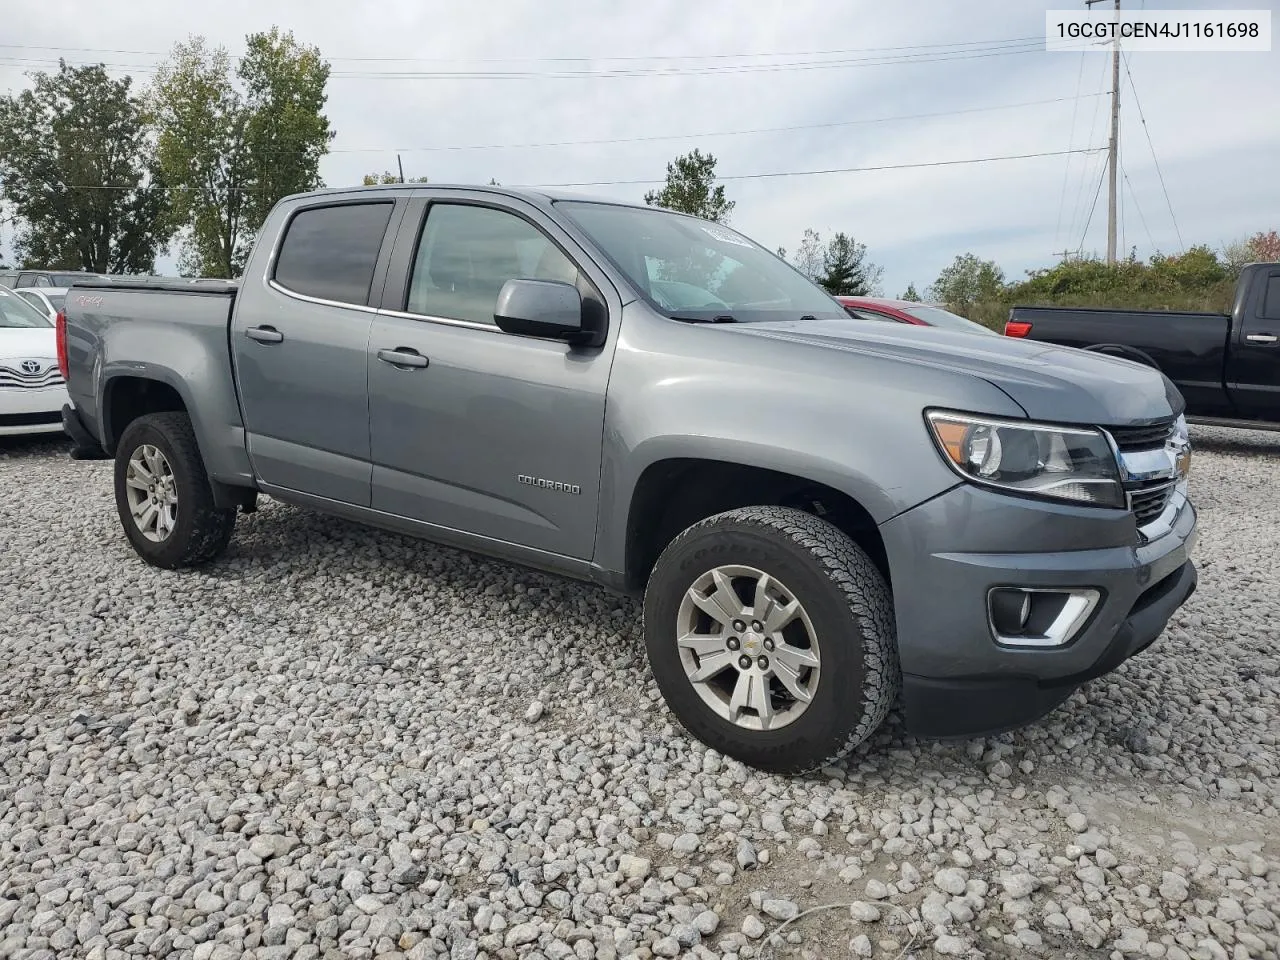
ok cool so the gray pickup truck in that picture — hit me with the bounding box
[59,184,1198,774]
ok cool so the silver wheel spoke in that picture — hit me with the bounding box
[678,633,727,657]
[689,574,742,626]
[129,462,154,484]
[773,643,819,673]
[751,573,775,621]
[728,672,774,730]
[137,502,158,533]
[688,649,735,682]
[772,658,814,704]
[125,474,149,492]
[763,598,801,634]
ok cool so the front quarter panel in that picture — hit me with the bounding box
[594,303,1030,577]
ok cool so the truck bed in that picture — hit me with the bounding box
[1007,304,1232,416]
[61,279,252,488]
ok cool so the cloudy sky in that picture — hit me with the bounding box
[2,0,1278,295]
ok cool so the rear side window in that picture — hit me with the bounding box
[1263,274,1280,320]
[274,201,395,306]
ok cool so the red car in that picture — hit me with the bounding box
[836,296,997,336]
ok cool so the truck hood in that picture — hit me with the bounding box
[727,318,1184,426]
[0,327,57,362]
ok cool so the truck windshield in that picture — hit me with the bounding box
[0,288,52,328]
[556,200,847,323]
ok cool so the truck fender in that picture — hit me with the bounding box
[1080,343,1160,369]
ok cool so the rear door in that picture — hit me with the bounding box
[1225,266,1280,420]
[230,197,403,506]
[366,193,617,559]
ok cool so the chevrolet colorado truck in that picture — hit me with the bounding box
[59,184,1198,774]
[1005,261,1280,431]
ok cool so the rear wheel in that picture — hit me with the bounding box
[113,412,236,569]
[643,506,899,775]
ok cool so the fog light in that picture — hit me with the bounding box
[987,587,1101,648]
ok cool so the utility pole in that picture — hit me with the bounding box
[1086,0,1121,263]
[397,154,406,184]
[1053,249,1076,262]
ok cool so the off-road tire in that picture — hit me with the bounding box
[643,505,899,775]
[113,412,236,569]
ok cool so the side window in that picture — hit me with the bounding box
[406,204,580,325]
[273,201,395,306]
[1263,274,1280,321]
[35,276,52,287]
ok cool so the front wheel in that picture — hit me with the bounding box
[113,412,236,569]
[642,506,899,775]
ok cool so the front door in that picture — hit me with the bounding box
[231,198,399,506]
[1226,266,1280,421]
[367,198,613,559]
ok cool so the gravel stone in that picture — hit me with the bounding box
[761,899,798,921]
[934,867,968,896]
[741,916,767,939]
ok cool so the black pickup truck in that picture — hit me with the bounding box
[1005,261,1280,430]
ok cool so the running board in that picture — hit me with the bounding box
[1187,415,1280,434]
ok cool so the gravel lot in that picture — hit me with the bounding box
[2,428,1278,960]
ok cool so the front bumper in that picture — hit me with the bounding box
[0,385,69,437]
[880,483,1198,738]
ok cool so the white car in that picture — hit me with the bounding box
[0,287,69,437]
[11,287,68,323]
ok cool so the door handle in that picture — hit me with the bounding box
[245,325,284,344]
[1246,333,1278,343]
[377,347,429,369]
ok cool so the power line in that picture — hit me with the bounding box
[1065,52,1111,250]
[1121,52,1183,252]
[322,93,1104,155]
[1122,162,1158,253]
[1078,151,1110,254]
[1053,49,1090,251]
[0,34,1051,63]
[0,39,1100,81]
[34,147,1105,192]
[534,147,1106,188]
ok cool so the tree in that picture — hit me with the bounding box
[816,233,883,296]
[775,246,786,260]
[927,253,1006,312]
[1250,230,1280,262]
[152,29,334,277]
[0,62,170,273]
[791,229,824,282]
[643,149,734,223]
[362,171,428,185]
[900,283,922,301]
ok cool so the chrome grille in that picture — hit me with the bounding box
[1105,417,1181,531]
[1108,420,1175,452]
[0,364,64,389]
[1128,479,1176,526]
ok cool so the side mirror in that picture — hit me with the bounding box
[494,278,584,341]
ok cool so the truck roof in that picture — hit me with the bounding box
[280,182,644,209]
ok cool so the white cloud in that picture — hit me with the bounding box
[2,0,1277,294]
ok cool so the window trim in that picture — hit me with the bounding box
[1260,271,1280,322]
[268,198,399,311]
[389,196,606,338]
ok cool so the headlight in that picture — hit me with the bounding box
[925,410,1125,508]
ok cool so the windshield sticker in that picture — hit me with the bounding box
[700,225,754,248]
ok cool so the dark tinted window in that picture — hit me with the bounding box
[1263,275,1280,320]
[406,204,580,325]
[274,202,395,306]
